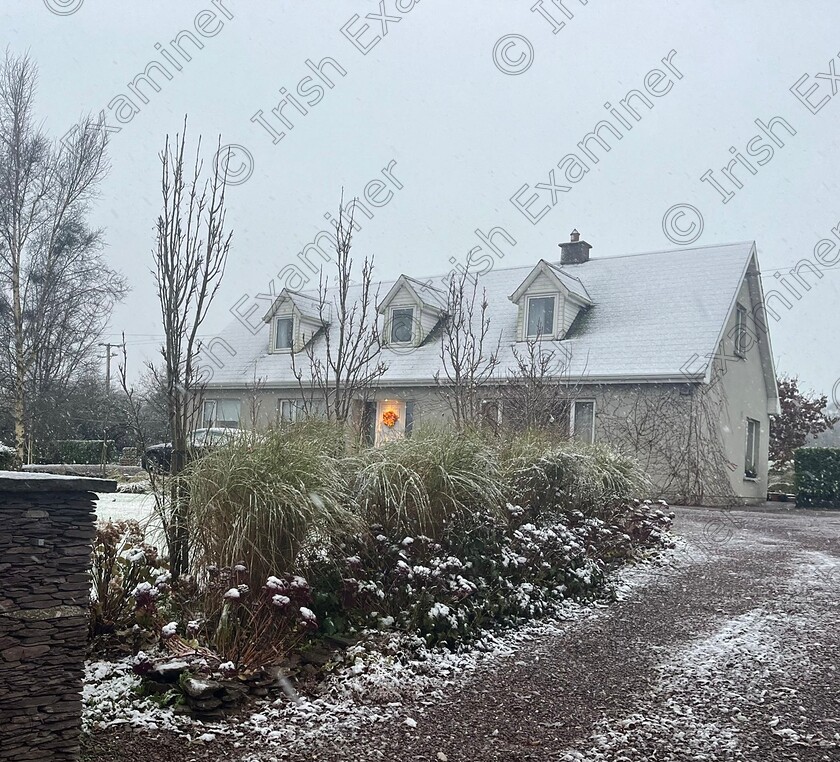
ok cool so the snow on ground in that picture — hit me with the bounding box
[609,536,710,602]
[95,492,156,525]
[556,548,840,761]
[94,491,167,548]
[81,550,678,756]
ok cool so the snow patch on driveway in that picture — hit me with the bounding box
[559,545,840,761]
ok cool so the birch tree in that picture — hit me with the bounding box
[0,51,119,461]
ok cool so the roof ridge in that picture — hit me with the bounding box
[587,240,755,261]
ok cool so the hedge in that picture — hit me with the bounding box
[794,447,840,509]
[51,439,116,465]
[0,443,15,470]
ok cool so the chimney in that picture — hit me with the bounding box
[559,229,591,265]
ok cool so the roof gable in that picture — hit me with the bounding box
[262,289,330,324]
[377,274,448,315]
[508,259,593,305]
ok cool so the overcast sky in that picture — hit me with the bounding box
[3,0,839,399]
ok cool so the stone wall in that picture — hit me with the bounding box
[0,472,115,762]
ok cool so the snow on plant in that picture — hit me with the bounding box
[161,621,178,638]
[89,520,170,640]
[188,568,321,668]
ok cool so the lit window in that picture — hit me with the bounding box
[275,317,294,350]
[734,304,747,358]
[745,418,760,478]
[571,400,595,444]
[390,307,414,344]
[526,296,556,337]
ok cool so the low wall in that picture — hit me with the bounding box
[0,471,115,762]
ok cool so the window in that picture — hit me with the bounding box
[275,317,294,351]
[571,400,595,444]
[745,418,760,478]
[390,307,414,344]
[734,304,747,358]
[526,295,556,337]
[278,399,298,424]
[201,400,215,428]
[202,399,240,428]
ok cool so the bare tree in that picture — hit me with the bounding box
[0,50,117,461]
[434,268,501,431]
[151,121,232,576]
[292,198,387,429]
[500,337,584,434]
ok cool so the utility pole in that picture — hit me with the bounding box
[98,342,123,392]
[97,341,124,474]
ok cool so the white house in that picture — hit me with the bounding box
[200,234,779,505]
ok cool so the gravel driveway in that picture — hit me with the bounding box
[82,505,840,762]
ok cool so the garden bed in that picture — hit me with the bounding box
[82,426,675,746]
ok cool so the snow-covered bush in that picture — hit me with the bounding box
[89,520,170,640]
[308,497,673,648]
[150,565,320,670]
[0,442,16,470]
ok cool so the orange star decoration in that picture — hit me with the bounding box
[382,410,399,428]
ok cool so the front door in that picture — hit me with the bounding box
[375,400,406,445]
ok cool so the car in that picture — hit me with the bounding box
[141,427,238,473]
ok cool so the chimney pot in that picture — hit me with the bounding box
[559,231,591,265]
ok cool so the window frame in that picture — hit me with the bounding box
[571,399,596,444]
[745,418,760,479]
[525,294,557,339]
[389,306,415,345]
[202,400,216,429]
[277,398,298,425]
[202,399,240,429]
[274,316,294,352]
[734,303,747,358]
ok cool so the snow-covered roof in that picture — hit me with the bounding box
[509,259,593,305]
[204,241,759,388]
[378,274,448,314]
[262,289,329,324]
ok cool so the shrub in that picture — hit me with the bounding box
[795,447,840,508]
[351,427,506,539]
[187,425,360,589]
[187,566,320,668]
[309,498,673,648]
[499,432,645,519]
[89,520,170,639]
[0,443,16,470]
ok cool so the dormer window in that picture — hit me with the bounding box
[274,317,294,351]
[377,275,447,348]
[390,307,414,344]
[509,260,593,342]
[264,289,329,354]
[526,295,556,337]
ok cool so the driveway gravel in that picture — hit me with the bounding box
[81,505,840,762]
